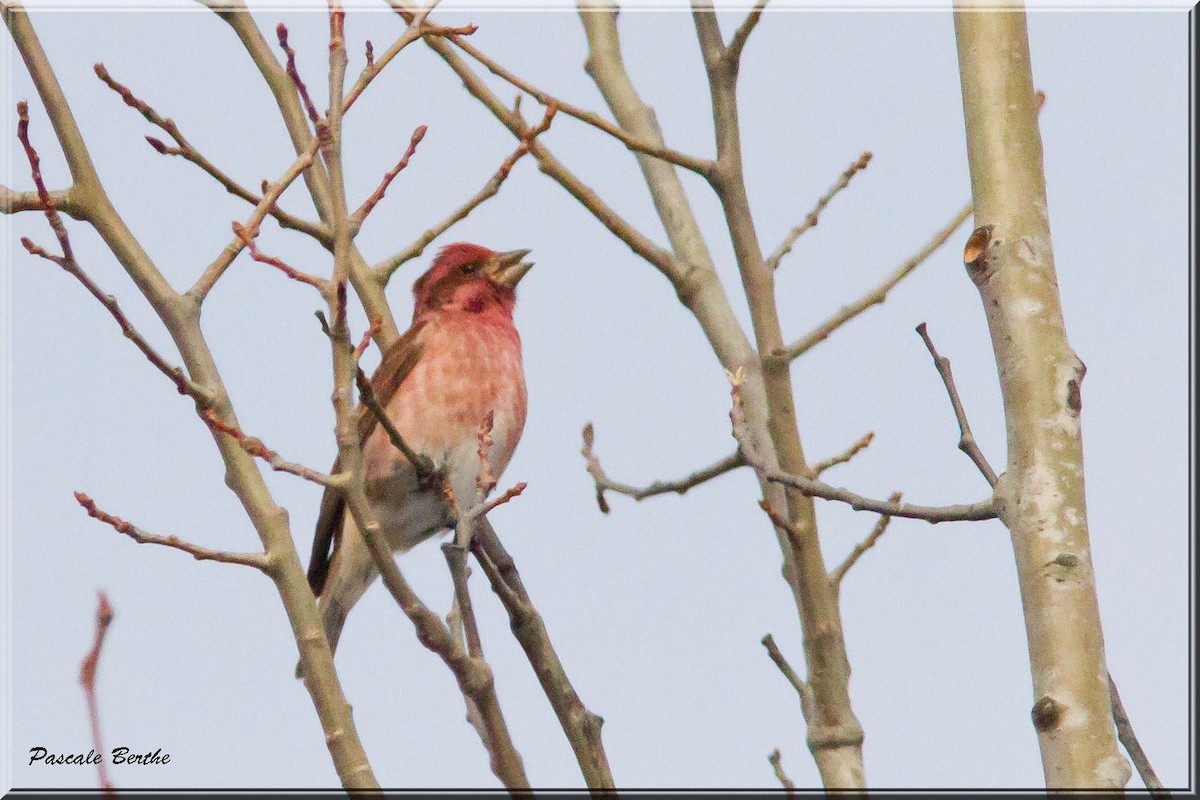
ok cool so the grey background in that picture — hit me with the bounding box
[3,2,1192,790]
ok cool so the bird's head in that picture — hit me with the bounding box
[412,243,533,319]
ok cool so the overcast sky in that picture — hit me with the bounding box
[3,1,1192,791]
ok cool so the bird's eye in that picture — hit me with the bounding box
[459,262,476,274]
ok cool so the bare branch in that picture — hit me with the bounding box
[200,410,342,488]
[730,371,995,523]
[2,182,84,218]
[16,103,209,403]
[777,201,973,362]
[11,7,377,785]
[1108,673,1169,797]
[810,431,875,477]
[761,633,808,701]
[768,748,796,794]
[581,422,743,513]
[353,318,381,361]
[74,492,269,570]
[728,0,770,68]
[372,110,549,283]
[92,63,326,241]
[352,365,438,484]
[470,522,615,789]
[276,22,321,125]
[385,2,681,284]
[190,141,318,301]
[829,493,901,588]
[232,221,327,289]
[80,592,116,796]
[345,494,529,789]
[444,24,713,176]
[350,124,427,229]
[443,546,484,659]
[915,323,998,486]
[342,20,476,116]
[441,543,528,786]
[16,100,74,260]
[766,151,873,271]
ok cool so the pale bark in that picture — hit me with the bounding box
[4,3,379,788]
[954,5,1130,789]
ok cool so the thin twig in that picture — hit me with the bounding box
[443,25,713,177]
[311,309,436,483]
[350,124,427,229]
[915,323,998,486]
[232,223,327,289]
[581,422,743,513]
[810,431,875,476]
[353,367,438,483]
[15,102,209,403]
[1108,672,1169,797]
[768,748,796,794]
[353,319,381,361]
[443,542,516,779]
[372,104,554,283]
[777,201,973,362]
[276,23,321,125]
[829,493,902,588]
[74,492,269,570]
[190,140,318,301]
[729,371,995,523]
[444,546,484,659]
[761,633,807,699]
[201,410,342,488]
[343,20,476,117]
[80,592,116,796]
[766,150,872,271]
[761,632,816,729]
[92,63,326,242]
[390,3,681,285]
[758,499,805,554]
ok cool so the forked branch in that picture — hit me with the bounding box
[470,521,615,790]
[15,102,209,403]
[829,494,902,588]
[581,422,744,513]
[93,63,326,241]
[372,105,555,283]
[74,493,269,570]
[729,371,995,523]
[443,20,713,176]
[915,323,998,486]
[776,201,973,362]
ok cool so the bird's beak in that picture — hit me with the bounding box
[489,249,534,289]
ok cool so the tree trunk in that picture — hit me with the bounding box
[953,4,1130,789]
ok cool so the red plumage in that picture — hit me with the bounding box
[301,243,533,671]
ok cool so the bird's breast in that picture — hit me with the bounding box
[361,310,526,538]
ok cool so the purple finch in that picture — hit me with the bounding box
[302,243,532,670]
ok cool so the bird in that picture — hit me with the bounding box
[299,243,533,676]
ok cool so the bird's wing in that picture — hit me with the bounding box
[307,322,428,596]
